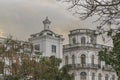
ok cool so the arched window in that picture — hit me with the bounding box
[98,59,101,68]
[80,72,87,80]
[98,73,102,80]
[72,38,76,44]
[112,75,115,80]
[65,56,68,65]
[92,73,95,80]
[91,55,94,65]
[81,54,86,65]
[72,73,75,80]
[81,37,86,44]
[72,55,75,64]
[105,74,109,80]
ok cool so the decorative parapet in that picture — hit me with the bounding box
[63,43,112,50]
[69,29,96,35]
[67,64,115,72]
[68,64,99,70]
[29,30,64,41]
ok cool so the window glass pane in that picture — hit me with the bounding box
[92,73,95,80]
[112,75,115,80]
[81,54,86,64]
[91,55,94,65]
[98,73,102,80]
[52,45,56,53]
[98,59,101,68]
[73,38,76,44]
[81,37,86,44]
[0,62,4,74]
[80,72,87,80]
[34,44,40,51]
[105,74,108,80]
[65,56,68,65]
[72,55,75,64]
[72,73,75,80]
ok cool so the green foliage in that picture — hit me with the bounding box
[99,32,120,74]
[5,75,20,80]
[60,65,73,80]
[0,62,4,74]
[35,51,42,55]
[41,56,73,80]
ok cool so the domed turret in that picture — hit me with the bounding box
[43,17,51,30]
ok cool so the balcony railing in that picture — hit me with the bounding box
[70,29,95,35]
[102,65,115,72]
[67,64,115,71]
[63,43,112,50]
[68,64,100,70]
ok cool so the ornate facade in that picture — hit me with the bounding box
[29,17,64,59]
[0,17,118,80]
[63,29,117,80]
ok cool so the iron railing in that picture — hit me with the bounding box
[63,43,112,49]
[68,64,100,69]
[67,63,115,71]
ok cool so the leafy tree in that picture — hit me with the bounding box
[40,56,73,80]
[99,32,120,80]
[59,65,74,80]
[41,56,61,80]
[0,62,4,74]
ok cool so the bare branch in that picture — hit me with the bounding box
[58,0,120,31]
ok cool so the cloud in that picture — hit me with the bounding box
[0,0,79,41]
[0,0,110,45]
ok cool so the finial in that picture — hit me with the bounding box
[43,17,51,30]
[43,16,51,24]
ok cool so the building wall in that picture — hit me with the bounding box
[30,36,63,59]
[45,37,63,58]
[64,29,117,80]
[63,49,117,80]
[69,35,92,44]
[72,70,117,80]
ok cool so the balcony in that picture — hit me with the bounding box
[102,65,115,72]
[68,64,100,70]
[67,64,115,72]
[63,43,112,50]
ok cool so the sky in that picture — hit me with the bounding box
[0,0,111,45]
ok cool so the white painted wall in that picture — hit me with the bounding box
[30,35,63,59]
[64,29,117,80]
[63,49,117,80]
[69,34,92,44]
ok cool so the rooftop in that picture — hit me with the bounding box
[69,29,96,35]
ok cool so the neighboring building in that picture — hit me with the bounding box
[63,29,117,80]
[29,17,64,59]
[0,37,5,44]
[0,37,33,77]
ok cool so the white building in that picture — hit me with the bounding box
[0,37,33,78]
[63,29,117,80]
[0,17,118,80]
[29,17,64,59]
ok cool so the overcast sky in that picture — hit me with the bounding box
[0,0,111,45]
